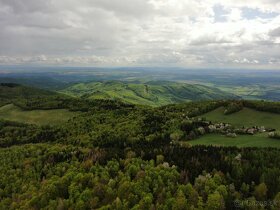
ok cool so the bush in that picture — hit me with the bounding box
[224,102,243,115]
[268,132,280,140]
[226,133,237,138]
[170,130,184,141]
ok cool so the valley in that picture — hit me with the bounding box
[0,81,279,209]
[1,0,280,208]
[60,81,238,106]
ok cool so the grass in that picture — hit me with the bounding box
[0,104,78,125]
[201,107,280,130]
[188,107,280,148]
[188,133,280,148]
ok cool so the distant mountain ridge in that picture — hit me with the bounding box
[0,83,60,107]
[60,81,239,106]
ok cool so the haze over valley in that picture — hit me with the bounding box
[0,0,280,209]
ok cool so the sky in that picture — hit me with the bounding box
[0,0,280,69]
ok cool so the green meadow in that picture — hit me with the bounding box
[189,133,280,148]
[201,107,280,130]
[188,107,280,148]
[0,104,78,125]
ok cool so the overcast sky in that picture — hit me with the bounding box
[0,0,280,68]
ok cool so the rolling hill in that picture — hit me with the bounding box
[0,83,81,125]
[1,82,280,209]
[0,83,62,107]
[60,81,239,106]
[188,106,280,148]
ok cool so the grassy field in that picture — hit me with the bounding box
[189,133,280,148]
[0,104,78,125]
[188,107,280,148]
[201,107,280,130]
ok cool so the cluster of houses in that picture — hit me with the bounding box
[195,120,274,138]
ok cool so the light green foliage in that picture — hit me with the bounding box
[206,192,225,210]
[1,83,280,210]
[273,192,280,209]
[254,183,268,201]
[170,130,184,141]
[156,154,165,165]
[173,190,188,210]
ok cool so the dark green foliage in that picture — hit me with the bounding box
[0,120,64,147]
[1,144,280,209]
[0,83,134,111]
[1,83,280,209]
[224,101,243,115]
[243,100,280,114]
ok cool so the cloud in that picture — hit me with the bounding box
[269,27,280,37]
[0,0,279,68]
[190,35,233,46]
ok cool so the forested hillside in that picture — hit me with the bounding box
[0,83,131,111]
[60,81,238,106]
[0,83,280,209]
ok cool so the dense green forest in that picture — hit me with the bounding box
[1,83,280,209]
